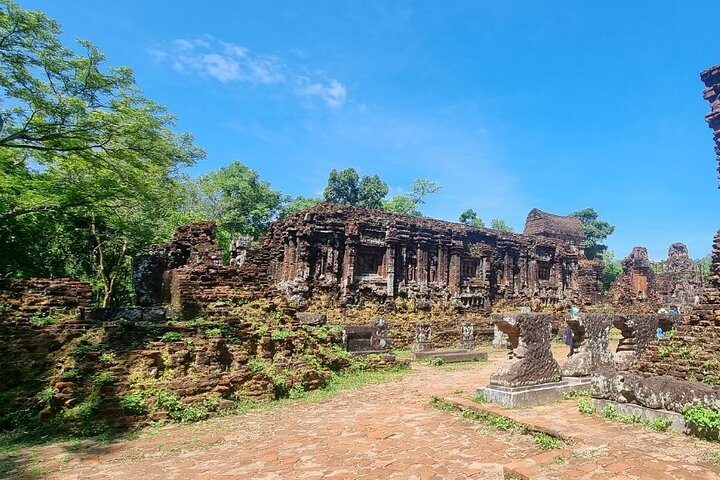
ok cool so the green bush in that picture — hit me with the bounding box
[429,357,445,366]
[577,398,594,414]
[92,372,117,386]
[649,417,673,432]
[161,331,184,342]
[204,327,223,336]
[601,403,618,419]
[120,392,147,414]
[684,404,720,431]
[288,384,305,399]
[60,369,80,380]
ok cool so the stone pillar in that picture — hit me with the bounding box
[448,244,463,295]
[417,242,429,285]
[437,244,448,287]
[386,243,396,298]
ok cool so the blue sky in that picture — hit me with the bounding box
[23,0,720,260]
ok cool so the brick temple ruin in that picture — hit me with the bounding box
[128,205,605,325]
[609,243,702,312]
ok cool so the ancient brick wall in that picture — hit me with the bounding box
[608,247,662,312]
[0,278,93,321]
[628,64,720,383]
[578,258,604,305]
[255,203,586,312]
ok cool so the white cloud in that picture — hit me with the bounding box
[297,78,347,108]
[151,36,345,107]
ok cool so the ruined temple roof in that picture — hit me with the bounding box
[283,202,508,237]
[522,208,586,244]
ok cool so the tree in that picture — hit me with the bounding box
[491,219,514,232]
[458,209,485,227]
[570,208,615,259]
[279,196,322,218]
[189,161,284,240]
[383,178,442,216]
[323,168,388,209]
[600,250,622,292]
[0,1,203,306]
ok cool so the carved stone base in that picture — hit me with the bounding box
[479,377,591,407]
[413,349,487,363]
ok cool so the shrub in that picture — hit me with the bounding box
[429,357,445,366]
[288,384,305,399]
[161,331,183,342]
[683,404,720,431]
[649,417,673,432]
[577,398,594,414]
[92,372,117,386]
[602,403,618,419]
[204,327,223,336]
[60,369,80,380]
[120,392,147,414]
[38,387,54,404]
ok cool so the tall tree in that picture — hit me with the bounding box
[0,0,203,305]
[458,209,485,227]
[323,168,388,209]
[188,161,284,240]
[570,208,615,259]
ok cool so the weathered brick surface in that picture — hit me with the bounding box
[0,278,92,321]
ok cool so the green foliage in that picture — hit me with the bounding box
[577,398,594,414]
[600,250,623,292]
[38,387,54,404]
[120,392,147,414]
[0,0,203,302]
[383,178,442,216]
[323,168,389,209]
[270,329,293,341]
[29,312,64,326]
[186,161,284,239]
[551,372,562,382]
[288,384,305,399]
[247,358,267,373]
[533,432,565,450]
[63,400,98,421]
[161,331,183,342]
[649,417,673,432]
[701,450,720,465]
[203,327,223,336]
[618,413,642,424]
[91,372,116,386]
[570,208,615,259]
[429,357,445,366]
[153,389,209,423]
[279,196,322,218]
[429,396,458,412]
[472,392,489,404]
[59,369,80,380]
[458,209,485,227]
[684,404,720,432]
[490,219,514,232]
[562,389,591,400]
[601,403,618,419]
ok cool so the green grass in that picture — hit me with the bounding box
[533,431,565,450]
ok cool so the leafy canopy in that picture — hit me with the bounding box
[570,208,615,259]
[458,209,485,227]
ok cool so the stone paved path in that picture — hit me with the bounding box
[9,348,720,479]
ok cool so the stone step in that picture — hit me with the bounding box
[413,349,488,363]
